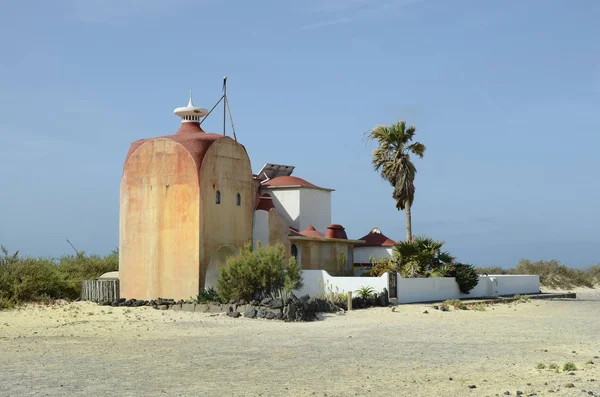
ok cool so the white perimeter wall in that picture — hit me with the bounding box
[354,246,393,264]
[299,189,331,233]
[396,275,540,303]
[295,271,540,303]
[294,270,389,298]
[252,210,269,250]
[269,189,300,230]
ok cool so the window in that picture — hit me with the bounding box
[291,244,298,259]
[216,190,221,204]
[236,192,241,206]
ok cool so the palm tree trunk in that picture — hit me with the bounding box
[405,200,412,241]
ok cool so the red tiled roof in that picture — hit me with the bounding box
[299,225,325,238]
[354,227,396,247]
[261,175,319,189]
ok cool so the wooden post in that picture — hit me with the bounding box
[347,291,352,311]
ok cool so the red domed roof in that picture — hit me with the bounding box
[355,227,396,247]
[299,225,325,238]
[124,130,226,174]
[262,176,321,189]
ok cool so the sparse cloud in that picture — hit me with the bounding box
[301,0,426,30]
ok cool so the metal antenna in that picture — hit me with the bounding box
[222,76,227,136]
[66,239,79,255]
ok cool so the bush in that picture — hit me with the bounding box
[216,243,303,302]
[196,287,221,303]
[369,236,454,278]
[355,286,375,300]
[449,263,479,294]
[0,245,119,307]
[563,362,577,371]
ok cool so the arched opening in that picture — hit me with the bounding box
[291,244,300,266]
[236,192,241,206]
[216,190,221,204]
[205,246,236,290]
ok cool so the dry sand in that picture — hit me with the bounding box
[1,289,599,397]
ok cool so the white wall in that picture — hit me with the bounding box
[268,189,300,230]
[492,275,541,296]
[299,189,331,233]
[293,271,540,303]
[294,270,389,298]
[252,210,269,250]
[353,246,393,264]
[396,275,540,303]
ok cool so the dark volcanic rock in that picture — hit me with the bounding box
[244,306,257,318]
[265,312,276,320]
[260,297,272,306]
[227,310,241,318]
[269,298,283,309]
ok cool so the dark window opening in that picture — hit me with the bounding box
[216,190,221,204]
[236,192,241,206]
[291,244,298,259]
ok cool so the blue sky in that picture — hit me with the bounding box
[0,0,598,267]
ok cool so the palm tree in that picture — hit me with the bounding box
[364,121,426,241]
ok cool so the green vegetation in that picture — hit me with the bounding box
[196,287,221,303]
[364,120,426,241]
[448,263,479,294]
[548,363,559,371]
[355,286,375,300]
[216,243,303,302]
[476,260,600,289]
[368,236,480,294]
[563,362,577,371]
[0,245,118,309]
[444,299,468,310]
[536,363,546,369]
[369,236,454,277]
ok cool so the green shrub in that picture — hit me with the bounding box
[355,286,375,300]
[536,363,546,369]
[449,263,479,294]
[216,243,302,302]
[563,362,577,371]
[548,363,559,371]
[0,245,118,305]
[196,287,221,303]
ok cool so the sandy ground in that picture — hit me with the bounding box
[1,289,599,397]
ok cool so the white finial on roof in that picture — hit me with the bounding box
[174,90,208,123]
[188,89,194,107]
